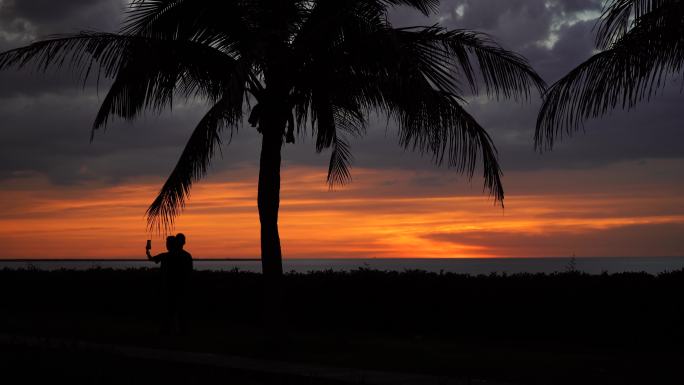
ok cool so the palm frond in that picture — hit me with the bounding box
[536,2,684,150]
[326,105,364,188]
[289,16,537,202]
[387,84,505,202]
[306,85,364,189]
[146,55,250,233]
[0,32,240,138]
[0,32,129,78]
[352,27,508,199]
[426,28,547,100]
[91,37,239,134]
[327,134,354,188]
[596,0,672,48]
[146,95,244,233]
[123,0,248,53]
[344,30,506,200]
[381,0,440,15]
[124,0,185,36]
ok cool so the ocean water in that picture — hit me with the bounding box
[2,257,683,275]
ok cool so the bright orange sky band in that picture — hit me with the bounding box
[1,160,683,259]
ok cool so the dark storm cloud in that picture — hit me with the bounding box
[0,0,124,97]
[0,0,682,187]
[0,0,220,184]
[0,0,122,35]
[0,91,213,184]
[388,0,684,172]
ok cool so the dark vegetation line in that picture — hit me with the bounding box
[2,268,683,385]
[2,267,682,344]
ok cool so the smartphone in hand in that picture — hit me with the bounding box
[146,240,152,250]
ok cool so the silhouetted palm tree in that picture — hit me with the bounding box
[536,0,684,149]
[0,1,544,282]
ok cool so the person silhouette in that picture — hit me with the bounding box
[146,235,193,334]
[174,233,194,277]
[172,233,193,332]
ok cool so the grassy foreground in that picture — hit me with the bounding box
[1,267,683,384]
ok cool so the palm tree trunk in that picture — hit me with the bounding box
[258,120,285,338]
[258,128,284,278]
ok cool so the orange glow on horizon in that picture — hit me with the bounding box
[1,164,683,260]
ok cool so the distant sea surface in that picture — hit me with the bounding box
[2,257,684,275]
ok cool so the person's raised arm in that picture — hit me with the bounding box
[148,253,164,263]
[145,240,162,263]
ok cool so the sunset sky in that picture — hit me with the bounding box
[0,0,682,259]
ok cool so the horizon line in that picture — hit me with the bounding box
[2,256,684,262]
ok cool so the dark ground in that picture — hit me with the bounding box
[1,344,285,385]
[1,268,682,384]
